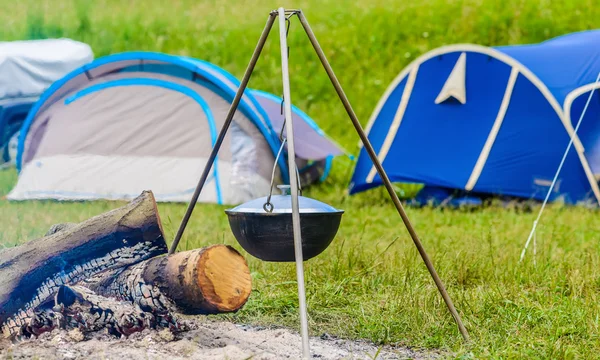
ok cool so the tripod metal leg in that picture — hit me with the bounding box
[169,13,277,255]
[296,11,470,342]
[277,7,311,359]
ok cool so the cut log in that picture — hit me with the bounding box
[83,245,253,316]
[0,191,168,338]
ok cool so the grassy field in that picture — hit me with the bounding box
[2,0,600,358]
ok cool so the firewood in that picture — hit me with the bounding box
[0,191,168,339]
[1,191,253,340]
[83,245,253,316]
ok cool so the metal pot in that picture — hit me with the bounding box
[225,185,344,262]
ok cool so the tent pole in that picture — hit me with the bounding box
[169,13,277,255]
[296,11,470,342]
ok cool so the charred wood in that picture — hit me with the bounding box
[0,191,167,338]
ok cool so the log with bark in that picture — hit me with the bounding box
[0,191,252,340]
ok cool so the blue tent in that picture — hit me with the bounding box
[350,30,600,206]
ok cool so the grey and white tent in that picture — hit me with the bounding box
[8,52,344,204]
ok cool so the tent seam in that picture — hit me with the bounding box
[365,65,419,183]
[465,67,519,191]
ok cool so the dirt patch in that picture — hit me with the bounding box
[0,318,444,359]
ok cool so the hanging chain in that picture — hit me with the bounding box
[263,138,287,213]
[263,13,302,213]
[263,138,303,213]
[285,14,303,197]
[279,15,292,141]
[264,15,292,213]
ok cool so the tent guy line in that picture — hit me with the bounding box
[520,70,600,262]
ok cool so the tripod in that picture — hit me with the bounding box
[169,8,469,358]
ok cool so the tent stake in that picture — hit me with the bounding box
[296,10,470,342]
[169,13,276,255]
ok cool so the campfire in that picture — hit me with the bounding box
[0,191,252,341]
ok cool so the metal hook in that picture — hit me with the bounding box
[263,202,274,213]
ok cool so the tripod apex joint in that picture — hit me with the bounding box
[270,9,301,16]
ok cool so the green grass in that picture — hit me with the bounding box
[2,0,600,358]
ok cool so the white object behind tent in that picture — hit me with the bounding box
[0,39,93,167]
[0,39,94,103]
